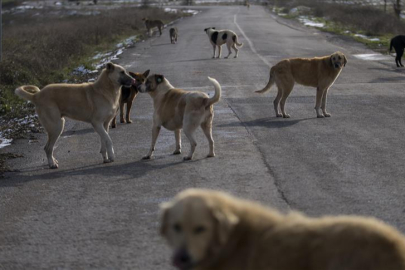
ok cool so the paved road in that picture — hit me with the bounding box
[2,5,405,269]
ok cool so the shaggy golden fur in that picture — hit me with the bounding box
[161,188,405,270]
[256,51,347,118]
[137,75,221,160]
[15,63,135,169]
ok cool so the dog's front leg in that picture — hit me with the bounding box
[321,87,331,117]
[120,102,126,123]
[315,87,326,118]
[143,125,161,159]
[93,122,115,163]
[173,129,182,155]
[212,45,216,58]
[126,99,135,124]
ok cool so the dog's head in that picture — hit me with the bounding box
[127,70,150,89]
[330,51,347,69]
[137,74,166,93]
[204,27,216,33]
[105,62,136,88]
[160,189,239,270]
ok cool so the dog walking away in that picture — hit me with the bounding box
[170,27,178,44]
[204,27,243,59]
[256,51,347,118]
[137,75,221,161]
[143,18,164,36]
[161,188,405,270]
[111,70,150,128]
[15,63,135,169]
[390,35,405,67]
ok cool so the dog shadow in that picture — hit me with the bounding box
[0,159,183,188]
[174,58,220,63]
[152,43,172,47]
[218,117,314,129]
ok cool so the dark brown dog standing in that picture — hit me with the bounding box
[111,70,149,128]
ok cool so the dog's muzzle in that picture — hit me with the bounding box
[172,248,193,270]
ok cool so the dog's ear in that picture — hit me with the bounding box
[155,74,164,84]
[212,208,239,246]
[329,55,334,68]
[106,62,115,72]
[343,55,347,67]
[159,202,172,236]
[144,69,150,77]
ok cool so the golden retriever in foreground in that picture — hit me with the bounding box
[15,63,135,169]
[256,51,347,118]
[161,189,405,270]
[137,75,221,160]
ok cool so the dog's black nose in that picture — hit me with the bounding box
[173,248,192,268]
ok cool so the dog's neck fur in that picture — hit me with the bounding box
[148,79,175,107]
[206,29,216,36]
[92,69,121,107]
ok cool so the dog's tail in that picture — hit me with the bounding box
[15,85,41,102]
[389,38,393,53]
[205,77,221,107]
[232,35,243,47]
[255,67,275,94]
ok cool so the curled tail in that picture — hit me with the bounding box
[389,38,393,53]
[206,77,221,107]
[232,35,243,48]
[256,67,275,94]
[15,85,41,102]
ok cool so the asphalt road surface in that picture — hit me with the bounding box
[1,5,405,269]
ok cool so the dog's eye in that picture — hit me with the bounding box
[194,226,206,234]
[173,223,182,233]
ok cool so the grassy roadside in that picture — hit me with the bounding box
[0,6,187,131]
[272,2,405,54]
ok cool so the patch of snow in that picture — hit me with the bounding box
[353,53,391,61]
[0,133,12,149]
[182,9,199,15]
[72,65,98,75]
[164,7,178,13]
[354,34,380,42]
[298,16,325,28]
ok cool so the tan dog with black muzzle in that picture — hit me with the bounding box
[137,74,221,161]
[15,63,135,168]
[160,188,405,270]
[256,51,347,118]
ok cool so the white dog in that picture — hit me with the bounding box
[204,27,243,59]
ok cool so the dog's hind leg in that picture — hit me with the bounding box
[232,43,239,58]
[279,82,294,118]
[173,129,182,155]
[93,122,114,163]
[126,99,134,124]
[273,88,283,117]
[183,115,200,160]
[120,102,126,123]
[398,49,404,67]
[143,125,161,159]
[201,114,215,158]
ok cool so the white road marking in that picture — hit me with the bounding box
[234,13,272,68]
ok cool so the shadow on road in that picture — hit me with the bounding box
[174,58,217,63]
[0,159,183,188]
[218,117,314,129]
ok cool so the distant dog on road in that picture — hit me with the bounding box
[204,27,243,59]
[137,74,221,160]
[15,63,135,169]
[143,18,164,36]
[256,51,347,118]
[161,188,405,270]
[170,27,178,44]
[111,70,150,128]
[390,35,405,67]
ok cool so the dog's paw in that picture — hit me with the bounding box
[324,113,331,117]
[317,114,325,118]
[282,114,291,118]
[142,155,152,160]
[126,119,132,124]
[183,156,193,161]
[234,56,238,58]
[173,150,181,155]
[120,119,126,124]
[207,153,215,158]
[276,113,283,118]
[49,164,59,169]
[103,159,114,163]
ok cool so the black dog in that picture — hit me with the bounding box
[390,35,405,67]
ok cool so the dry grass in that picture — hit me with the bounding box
[0,6,183,119]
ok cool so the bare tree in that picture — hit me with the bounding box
[393,0,401,18]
